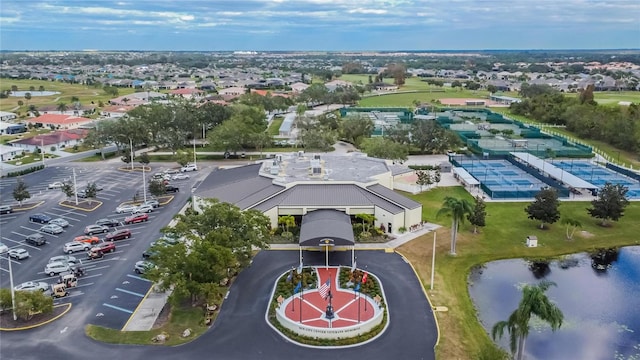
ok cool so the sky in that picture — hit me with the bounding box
[1,0,639,51]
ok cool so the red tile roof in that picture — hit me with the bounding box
[26,114,92,126]
[12,129,89,146]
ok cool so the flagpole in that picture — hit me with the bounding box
[325,245,328,269]
[299,246,302,268]
[358,290,361,323]
[299,286,303,323]
[351,246,354,268]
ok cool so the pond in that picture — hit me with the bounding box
[10,91,61,97]
[469,246,640,360]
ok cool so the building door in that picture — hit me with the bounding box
[387,222,392,233]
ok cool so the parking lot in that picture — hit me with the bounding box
[0,162,206,330]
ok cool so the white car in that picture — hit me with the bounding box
[48,181,64,189]
[8,248,30,260]
[172,173,190,180]
[63,242,91,254]
[49,255,79,265]
[49,218,70,228]
[180,164,198,172]
[0,242,8,254]
[14,281,49,292]
[40,223,64,235]
[163,168,180,175]
[115,204,138,213]
[133,204,154,214]
[44,261,70,276]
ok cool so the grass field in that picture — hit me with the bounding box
[358,88,491,108]
[398,186,640,360]
[566,91,640,105]
[268,116,284,136]
[0,79,139,115]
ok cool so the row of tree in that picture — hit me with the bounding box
[511,84,640,152]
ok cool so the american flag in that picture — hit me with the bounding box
[319,278,331,299]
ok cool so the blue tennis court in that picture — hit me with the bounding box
[552,160,640,198]
[457,159,552,199]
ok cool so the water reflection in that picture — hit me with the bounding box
[469,246,640,360]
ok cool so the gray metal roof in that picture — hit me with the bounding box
[251,184,405,214]
[299,209,354,246]
[366,184,422,209]
[510,152,597,189]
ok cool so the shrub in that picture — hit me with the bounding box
[4,164,45,178]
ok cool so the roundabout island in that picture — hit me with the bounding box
[270,266,387,345]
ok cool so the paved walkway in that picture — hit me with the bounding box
[122,223,440,331]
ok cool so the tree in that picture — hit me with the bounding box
[175,150,192,167]
[12,178,31,206]
[278,215,296,232]
[56,102,67,113]
[138,152,151,169]
[14,290,54,321]
[410,119,448,153]
[415,170,432,192]
[436,197,473,255]
[146,199,270,304]
[0,288,13,312]
[587,183,630,227]
[492,281,563,360]
[524,188,560,229]
[355,213,376,233]
[467,196,487,234]
[487,84,498,94]
[38,85,45,92]
[340,115,374,147]
[61,182,75,199]
[84,182,98,204]
[149,180,166,197]
[17,100,24,107]
[561,217,581,240]
[360,137,409,162]
[121,149,131,166]
[24,92,31,105]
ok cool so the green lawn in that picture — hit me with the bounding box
[268,117,284,136]
[0,79,141,115]
[399,186,640,360]
[358,88,491,108]
[565,91,640,105]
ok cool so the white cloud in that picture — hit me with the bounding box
[348,8,387,15]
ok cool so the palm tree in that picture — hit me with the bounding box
[436,196,473,255]
[561,217,582,240]
[492,281,564,360]
[57,102,68,113]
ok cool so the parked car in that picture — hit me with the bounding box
[73,235,100,245]
[84,225,109,235]
[0,205,13,214]
[29,213,51,224]
[48,181,64,189]
[164,168,180,174]
[165,185,179,193]
[91,241,116,253]
[124,213,149,225]
[134,260,154,274]
[172,173,190,180]
[14,281,49,292]
[44,261,71,276]
[63,241,91,254]
[49,218,70,228]
[95,218,121,227]
[0,242,9,254]
[49,255,79,265]
[40,224,64,235]
[8,248,30,260]
[87,249,104,260]
[180,164,198,172]
[115,204,138,214]
[25,233,47,246]
[105,228,132,241]
[152,173,171,181]
[144,199,160,208]
[76,190,88,198]
[133,204,154,214]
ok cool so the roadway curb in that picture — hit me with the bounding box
[0,303,72,332]
[11,201,45,211]
[395,250,441,347]
[118,166,152,172]
[121,286,154,331]
[59,200,102,212]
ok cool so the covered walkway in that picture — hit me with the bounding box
[510,152,597,190]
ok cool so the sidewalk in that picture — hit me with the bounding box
[123,224,439,331]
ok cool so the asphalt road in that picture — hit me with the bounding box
[0,250,438,360]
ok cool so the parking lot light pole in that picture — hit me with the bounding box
[129,138,134,171]
[142,165,147,203]
[73,168,79,205]
[6,255,17,321]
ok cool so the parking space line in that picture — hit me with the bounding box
[102,303,133,314]
[126,274,151,282]
[115,288,145,297]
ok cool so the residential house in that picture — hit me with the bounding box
[290,82,309,93]
[25,114,93,130]
[0,111,18,122]
[0,144,24,161]
[10,129,89,152]
[217,87,247,96]
[170,88,205,100]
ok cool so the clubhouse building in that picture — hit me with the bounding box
[193,152,423,240]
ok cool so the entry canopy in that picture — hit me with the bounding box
[510,152,597,189]
[299,209,355,247]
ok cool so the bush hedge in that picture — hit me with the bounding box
[3,164,45,178]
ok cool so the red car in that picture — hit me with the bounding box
[91,241,116,253]
[124,213,149,225]
[105,229,132,241]
[73,235,100,245]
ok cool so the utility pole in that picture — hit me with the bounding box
[129,138,134,170]
[40,138,45,167]
[142,165,147,203]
